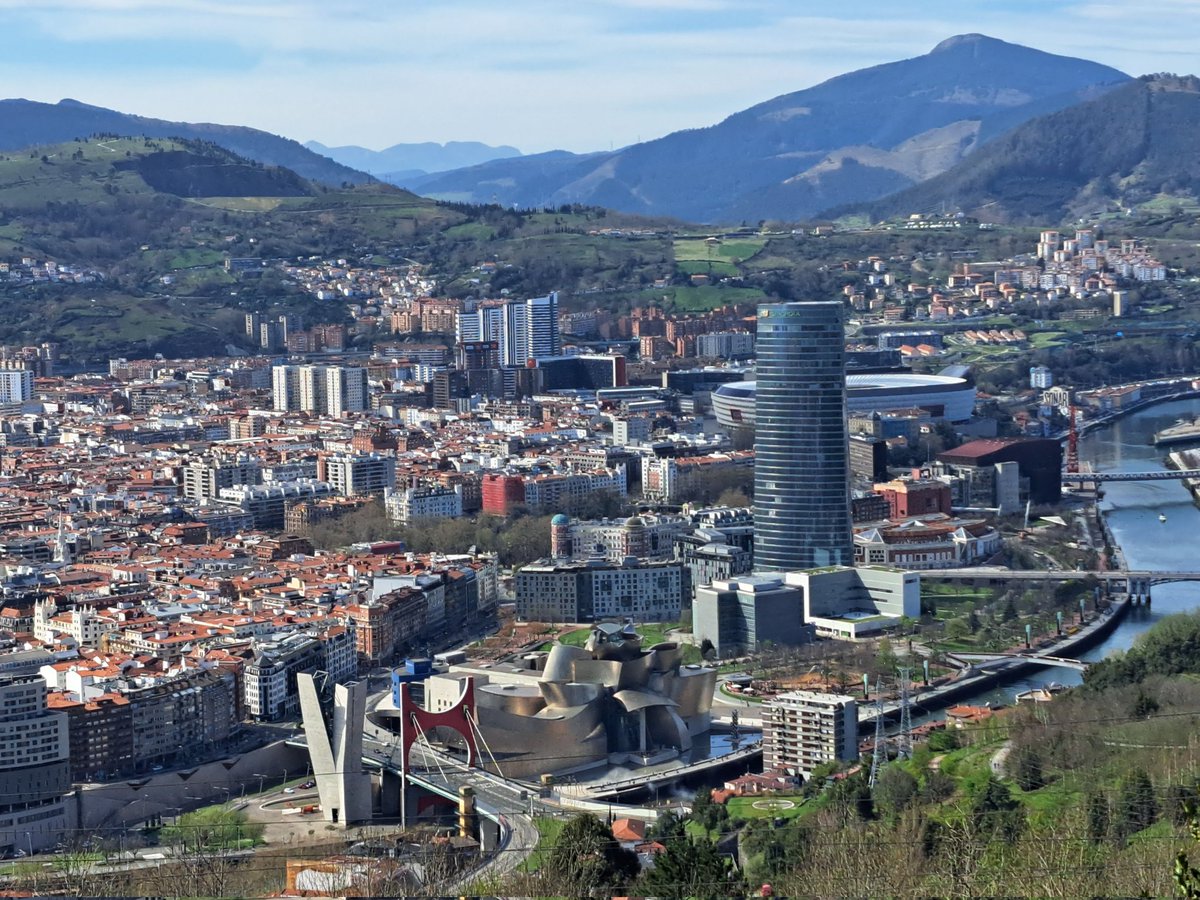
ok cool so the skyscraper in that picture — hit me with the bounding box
[499,293,561,365]
[525,291,561,361]
[753,301,853,571]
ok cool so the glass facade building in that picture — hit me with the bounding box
[753,301,853,570]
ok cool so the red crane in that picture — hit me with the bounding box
[1066,404,1080,474]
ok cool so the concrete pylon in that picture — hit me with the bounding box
[298,674,372,827]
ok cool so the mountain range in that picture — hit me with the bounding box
[304,140,522,181]
[856,74,1200,223]
[0,98,371,187]
[402,34,1130,222]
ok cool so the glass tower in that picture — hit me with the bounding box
[753,301,853,571]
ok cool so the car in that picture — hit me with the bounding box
[151,764,164,772]
[300,780,315,789]
[283,787,296,794]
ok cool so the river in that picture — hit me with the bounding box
[920,397,1200,713]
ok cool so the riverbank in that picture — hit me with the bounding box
[860,594,1128,728]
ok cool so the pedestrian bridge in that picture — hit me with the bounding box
[950,652,1090,673]
[1062,469,1200,483]
[920,568,1200,591]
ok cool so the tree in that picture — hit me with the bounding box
[829,772,875,823]
[1115,768,1158,840]
[875,637,898,677]
[649,809,688,842]
[698,637,716,661]
[545,813,639,897]
[1009,745,1046,792]
[1086,790,1110,844]
[921,769,956,803]
[873,765,918,819]
[970,776,1023,841]
[638,835,741,900]
[927,729,960,752]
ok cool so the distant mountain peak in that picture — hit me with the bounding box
[931,33,997,53]
[408,36,1128,223]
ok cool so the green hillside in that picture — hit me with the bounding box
[859,75,1200,223]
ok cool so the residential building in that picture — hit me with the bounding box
[0,367,32,406]
[763,690,858,777]
[244,627,356,722]
[515,558,687,623]
[385,485,463,525]
[0,674,70,853]
[319,453,396,497]
[182,455,262,502]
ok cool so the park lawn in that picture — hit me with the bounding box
[1029,331,1068,349]
[661,284,768,311]
[674,237,765,263]
[443,222,497,240]
[518,816,564,873]
[726,795,807,820]
[676,259,740,277]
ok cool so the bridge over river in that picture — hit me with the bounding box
[1062,469,1200,483]
[949,652,1090,673]
[918,567,1200,599]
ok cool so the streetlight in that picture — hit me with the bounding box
[253,773,266,795]
[24,832,32,858]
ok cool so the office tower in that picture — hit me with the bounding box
[753,301,853,570]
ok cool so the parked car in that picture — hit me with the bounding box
[300,780,315,789]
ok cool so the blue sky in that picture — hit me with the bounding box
[1,0,1195,153]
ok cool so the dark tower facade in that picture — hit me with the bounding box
[753,301,853,571]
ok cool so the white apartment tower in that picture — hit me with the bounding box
[0,367,33,405]
[499,293,560,365]
[272,365,368,416]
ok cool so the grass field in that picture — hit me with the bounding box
[518,817,565,873]
[661,284,767,311]
[726,795,808,820]
[674,237,765,263]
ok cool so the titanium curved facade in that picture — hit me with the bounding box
[753,301,853,571]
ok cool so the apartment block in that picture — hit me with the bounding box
[763,690,858,777]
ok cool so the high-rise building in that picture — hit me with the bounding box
[525,291,560,361]
[753,301,853,570]
[500,299,528,366]
[325,366,368,416]
[272,365,368,416]
[320,453,396,496]
[272,365,302,412]
[0,366,32,405]
[498,293,561,365]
